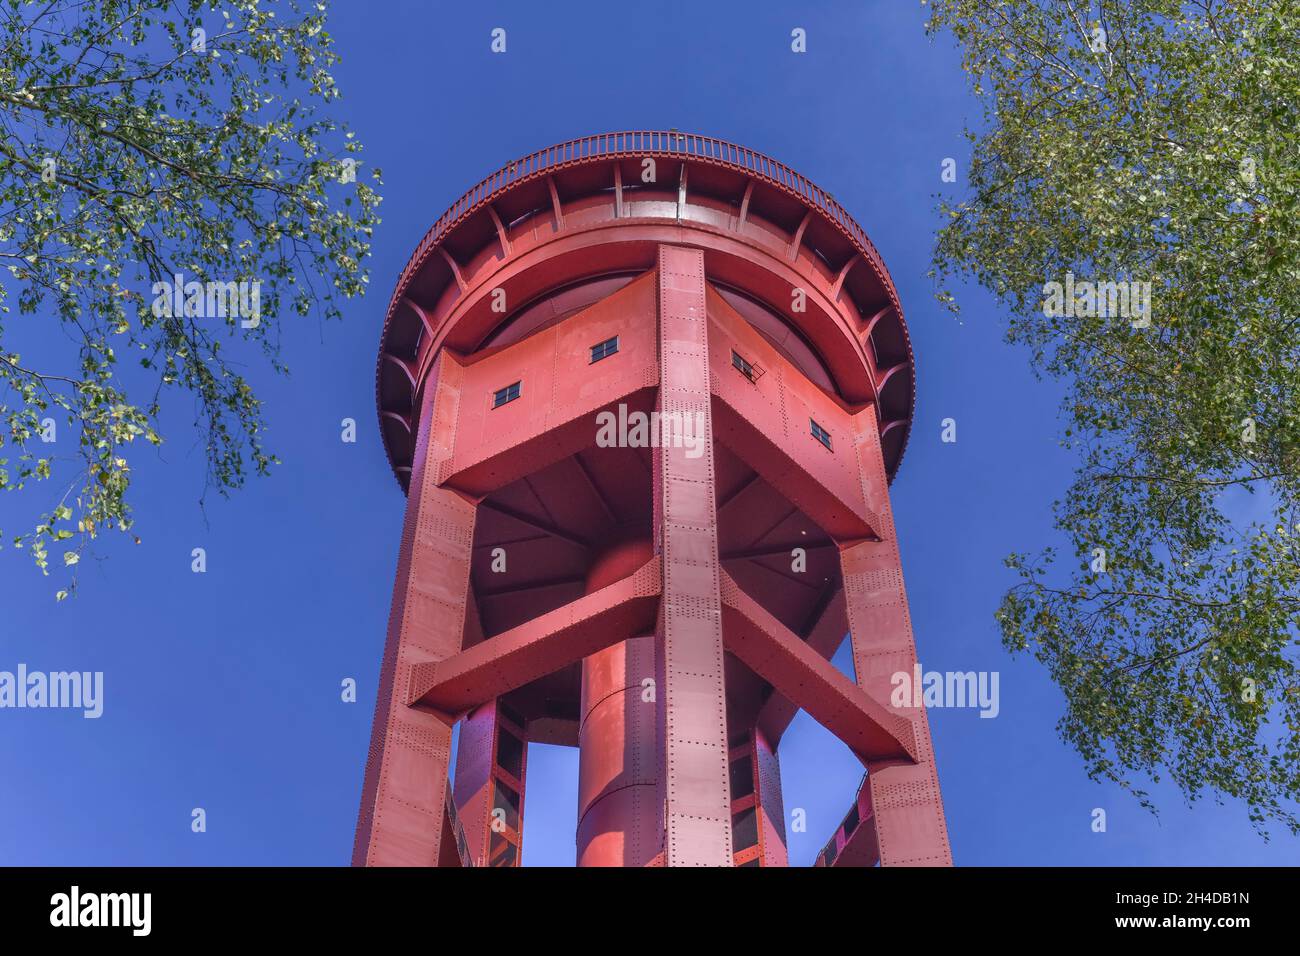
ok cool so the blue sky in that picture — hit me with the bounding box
[1,0,1296,867]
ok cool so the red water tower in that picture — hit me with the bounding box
[354,132,951,867]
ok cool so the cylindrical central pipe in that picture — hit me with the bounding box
[577,637,658,866]
[575,537,659,867]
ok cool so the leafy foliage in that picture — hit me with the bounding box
[927,0,1300,834]
[0,0,380,591]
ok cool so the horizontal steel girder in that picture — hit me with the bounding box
[407,559,662,712]
[719,571,916,763]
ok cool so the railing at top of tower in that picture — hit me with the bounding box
[386,131,894,324]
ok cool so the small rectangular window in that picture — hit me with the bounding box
[496,729,525,780]
[810,418,832,450]
[589,336,619,363]
[730,755,755,800]
[492,381,521,408]
[731,349,757,383]
[731,806,759,851]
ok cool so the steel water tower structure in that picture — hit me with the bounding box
[355,132,951,867]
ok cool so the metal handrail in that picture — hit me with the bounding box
[383,130,893,331]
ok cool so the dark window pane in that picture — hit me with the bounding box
[810,418,832,449]
[732,806,758,850]
[493,381,521,408]
[731,349,756,382]
[590,336,619,362]
[496,729,524,780]
[730,755,755,799]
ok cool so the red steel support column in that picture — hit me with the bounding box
[354,353,474,866]
[752,726,789,867]
[454,701,528,867]
[653,245,733,866]
[843,406,952,866]
[726,724,788,867]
